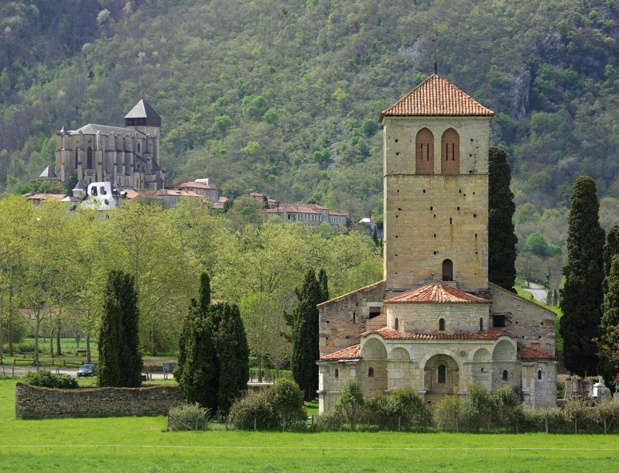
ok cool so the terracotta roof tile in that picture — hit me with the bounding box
[519,346,556,361]
[361,327,511,341]
[384,282,491,304]
[379,75,494,121]
[320,344,361,361]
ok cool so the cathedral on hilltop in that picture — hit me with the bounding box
[317,75,557,412]
[49,99,166,191]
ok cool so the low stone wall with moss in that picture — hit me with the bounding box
[15,382,184,419]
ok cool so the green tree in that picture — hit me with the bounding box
[175,273,219,411]
[599,253,619,391]
[334,379,365,430]
[286,269,322,401]
[266,378,306,431]
[213,302,250,415]
[99,270,143,387]
[488,147,517,292]
[560,176,605,376]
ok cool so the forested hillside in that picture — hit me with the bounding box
[2,1,619,267]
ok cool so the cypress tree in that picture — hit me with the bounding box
[560,176,605,376]
[599,227,619,389]
[99,270,142,387]
[318,268,329,302]
[214,303,250,414]
[288,270,322,401]
[175,273,219,411]
[488,147,517,293]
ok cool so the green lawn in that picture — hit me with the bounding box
[1,379,618,472]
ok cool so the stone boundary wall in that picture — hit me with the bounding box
[15,382,184,419]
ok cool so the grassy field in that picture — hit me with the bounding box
[1,379,618,472]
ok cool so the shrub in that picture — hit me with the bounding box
[365,393,398,430]
[493,385,522,432]
[390,387,431,430]
[266,378,307,431]
[314,410,344,432]
[228,391,279,430]
[334,380,365,430]
[167,403,211,431]
[433,394,463,432]
[461,384,494,432]
[25,370,78,389]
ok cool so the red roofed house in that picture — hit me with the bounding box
[317,75,557,412]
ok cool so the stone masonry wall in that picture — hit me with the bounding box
[318,280,386,357]
[15,383,184,419]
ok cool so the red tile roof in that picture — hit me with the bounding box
[384,282,491,304]
[519,346,556,361]
[265,204,346,217]
[171,181,217,190]
[361,327,511,341]
[379,74,494,121]
[320,344,361,361]
[25,193,67,201]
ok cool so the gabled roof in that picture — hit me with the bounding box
[70,124,144,137]
[361,327,511,341]
[124,99,160,120]
[519,346,556,361]
[319,344,361,361]
[384,282,491,304]
[379,74,494,122]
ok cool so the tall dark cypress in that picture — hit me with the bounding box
[289,270,322,401]
[318,268,329,302]
[214,303,250,414]
[99,270,142,387]
[175,273,219,411]
[560,176,605,376]
[599,226,619,389]
[488,147,517,293]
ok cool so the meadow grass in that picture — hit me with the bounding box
[1,379,618,472]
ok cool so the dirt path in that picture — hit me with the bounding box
[521,282,547,304]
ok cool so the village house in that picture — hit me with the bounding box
[266,204,347,228]
[317,75,557,412]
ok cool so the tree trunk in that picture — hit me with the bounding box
[150,326,157,356]
[34,317,41,364]
[49,328,55,358]
[7,289,13,356]
[257,351,262,382]
[56,318,62,356]
[86,333,91,363]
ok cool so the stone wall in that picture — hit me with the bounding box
[318,280,386,357]
[15,383,184,419]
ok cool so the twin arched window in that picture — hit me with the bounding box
[415,128,460,175]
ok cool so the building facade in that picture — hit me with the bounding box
[53,99,166,190]
[317,75,557,412]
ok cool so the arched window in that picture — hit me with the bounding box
[86,147,93,169]
[537,369,542,380]
[438,364,446,384]
[416,128,434,174]
[442,259,453,281]
[480,318,484,331]
[502,370,508,381]
[368,367,374,377]
[441,128,460,174]
[335,368,339,379]
[75,148,79,168]
[439,318,445,331]
[395,318,399,331]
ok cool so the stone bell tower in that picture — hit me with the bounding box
[379,75,494,293]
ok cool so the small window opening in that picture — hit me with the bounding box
[442,259,453,281]
[368,307,381,319]
[335,368,339,378]
[438,365,446,384]
[439,318,445,331]
[479,318,484,331]
[395,318,399,331]
[473,214,477,218]
[502,370,508,381]
[449,217,452,224]
[352,313,356,324]
[368,367,374,377]
[537,370,542,380]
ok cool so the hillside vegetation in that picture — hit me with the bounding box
[2,1,619,253]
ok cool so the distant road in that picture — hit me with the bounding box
[521,282,547,304]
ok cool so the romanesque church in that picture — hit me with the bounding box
[51,99,166,191]
[317,75,557,412]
